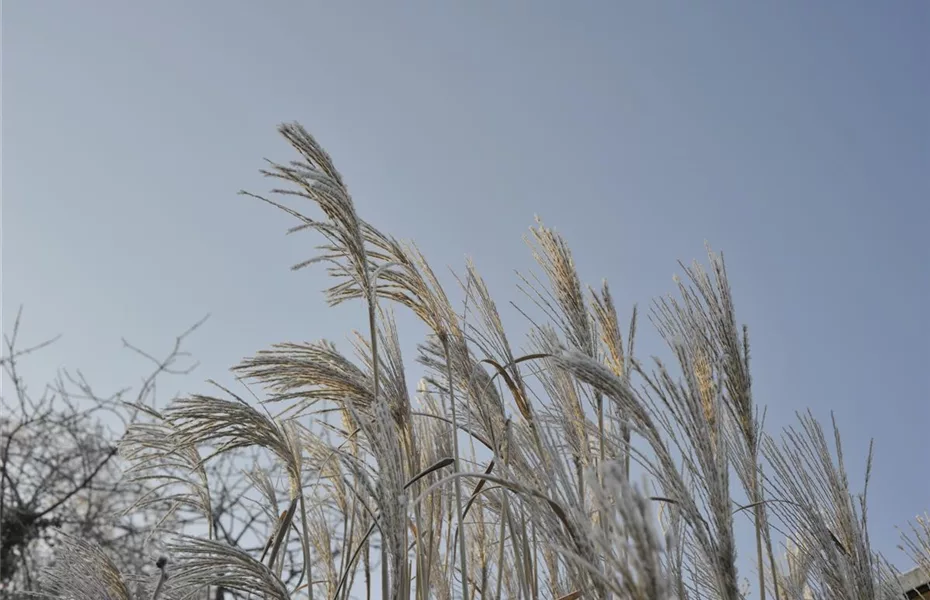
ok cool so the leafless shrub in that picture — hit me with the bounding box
[0,311,204,592]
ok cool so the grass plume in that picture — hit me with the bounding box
[35,123,924,600]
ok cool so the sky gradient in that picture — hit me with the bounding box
[4,0,929,576]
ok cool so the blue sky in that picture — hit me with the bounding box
[5,0,928,577]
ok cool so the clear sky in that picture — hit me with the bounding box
[4,0,928,577]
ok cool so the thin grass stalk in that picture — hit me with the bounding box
[339,431,362,600]
[151,558,169,600]
[761,484,782,600]
[339,506,353,600]
[364,273,390,599]
[754,490,767,600]
[365,542,371,600]
[336,465,354,600]
[422,496,435,600]
[442,335,470,600]
[300,492,315,600]
[403,554,411,600]
[528,513,539,600]
[506,501,528,600]
[382,534,389,600]
[624,304,637,481]
[504,495,531,600]
[574,458,585,518]
[494,421,513,600]
[597,392,605,471]
[414,505,424,600]
[467,423,489,600]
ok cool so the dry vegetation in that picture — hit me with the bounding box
[6,123,928,599]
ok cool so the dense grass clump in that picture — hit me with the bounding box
[43,124,926,600]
